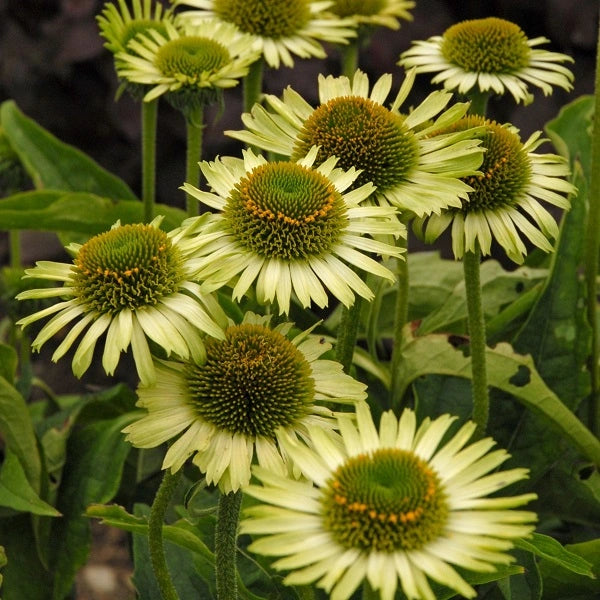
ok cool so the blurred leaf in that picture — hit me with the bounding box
[0,100,136,200]
[0,516,52,600]
[538,538,600,599]
[515,533,594,577]
[49,410,136,600]
[0,344,16,384]
[0,544,5,595]
[0,376,41,493]
[0,450,60,517]
[0,190,186,235]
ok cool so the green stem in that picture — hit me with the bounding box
[185,114,204,217]
[243,58,264,114]
[9,230,21,268]
[467,90,489,116]
[215,490,243,600]
[335,298,363,374]
[463,246,489,437]
[148,469,182,600]
[340,39,359,79]
[585,7,600,437]
[391,246,409,411]
[141,98,158,222]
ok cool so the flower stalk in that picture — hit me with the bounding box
[142,98,158,222]
[185,114,204,217]
[463,245,489,437]
[335,298,363,374]
[148,468,182,600]
[243,58,264,114]
[215,490,243,600]
[391,248,409,410]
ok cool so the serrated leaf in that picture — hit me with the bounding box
[515,533,594,577]
[0,100,136,199]
[0,190,186,235]
[0,450,60,517]
[395,329,600,465]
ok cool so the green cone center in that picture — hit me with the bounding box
[443,116,531,211]
[224,161,348,260]
[441,17,531,74]
[322,448,448,552]
[330,0,387,17]
[155,36,230,78]
[73,224,181,314]
[291,96,418,192]
[185,324,315,437]
[214,0,310,38]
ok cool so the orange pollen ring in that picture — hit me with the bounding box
[242,194,336,226]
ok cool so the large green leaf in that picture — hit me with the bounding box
[0,101,136,200]
[0,451,60,517]
[515,533,594,577]
[538,538,600,599]
[0,190,186,235]
[49,410,136,600]
[0,344,16,384]
[0,376,41,493]
[0,516,52,600]
[394,329,600,466]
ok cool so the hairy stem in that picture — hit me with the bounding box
[141,98,158,222]
[215,490,243,600]
[148,469,182,600]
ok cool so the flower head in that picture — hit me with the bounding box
[182,146,404,314]
[115,19,260,117]
[399,17,574,104]
[242,402,537,600]
[413,116,575,263]
[327,0,414,31]
[16,217,227,385]
[123,312,367,492]
[173,0,356,69]
[226,69,485,217]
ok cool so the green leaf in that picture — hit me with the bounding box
[0,190,186,235]
[417,259,546,335]
[0,344,16,384]
[545,95,594,177]
[49,411,136,600]
[0,516,53,600]
[0,376,41,493]
[395,330,600,466]
[515,533,594,577]
[0,544,6,596]
[538,538,600,599]
[0,100,136,199]
[86,503,215,562]
[0,451,60,517]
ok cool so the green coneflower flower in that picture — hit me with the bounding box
[181,145,404,314]
[413,116,575,264]
[172,0,356,69]
[16,217,227,384]
[399,17,574,104]
[242,401,537,600]
[327,0,414,31]
[97,0,175,98]
[226,69,485,217]
[115,19,260,114]
[123,312,367,492]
